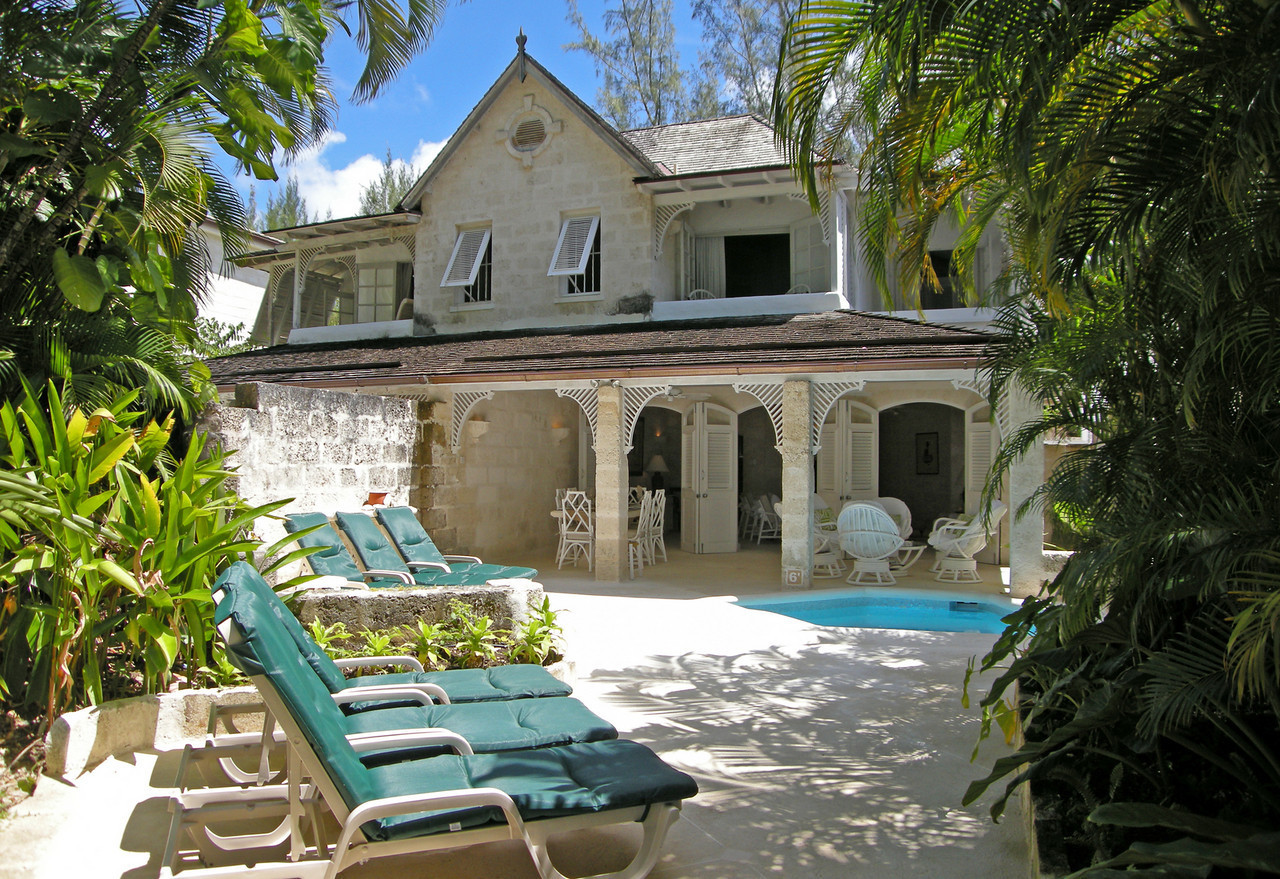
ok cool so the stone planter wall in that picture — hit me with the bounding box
[292,579,547,633]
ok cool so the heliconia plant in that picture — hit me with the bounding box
[0,380,302,726]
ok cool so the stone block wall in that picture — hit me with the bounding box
[199,382,420,549]
[416,390,579,558]
[413,76,674,334]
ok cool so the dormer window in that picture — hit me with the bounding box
[442,226,492,304]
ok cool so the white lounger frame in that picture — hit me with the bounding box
[162,622,685,879]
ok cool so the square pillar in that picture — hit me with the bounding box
[1008,386,1047,597]
[593,383,626,582]
[779,380,815,589]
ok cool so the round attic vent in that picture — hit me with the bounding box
[511,117,547,152]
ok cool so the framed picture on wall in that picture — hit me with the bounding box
[628,417,646,475]
[916,432,940,475]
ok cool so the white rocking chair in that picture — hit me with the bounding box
[927,501,1008,582]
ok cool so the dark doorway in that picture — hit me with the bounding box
[724,234,789,297]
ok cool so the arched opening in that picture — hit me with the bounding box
[879,402,965,538]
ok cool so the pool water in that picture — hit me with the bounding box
[736,589,1017,634]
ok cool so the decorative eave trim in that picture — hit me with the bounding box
[623,385,673,453]
[951,376,1009,439]
[811,380,867,453]
[449,390,494,453]
[555,386,599,451]
[788,191,832,243]
[732,381,785,451]
[653,202,694,256]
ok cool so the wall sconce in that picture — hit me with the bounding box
[465,419,490,440]
[552,427,570,444]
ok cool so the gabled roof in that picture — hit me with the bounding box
[398,51,662,209]
[206,311,994,389]
[622,115,790,176]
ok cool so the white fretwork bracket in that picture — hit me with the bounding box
[449,390,494,452]
[555,386,599,451]
[653,203,694,256]
[788,191,832,243]
[951,376,1010,440]
[623,385,673,453]
[732,382,786,451]
[811,380,866,453]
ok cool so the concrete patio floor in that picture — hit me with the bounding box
[0,544,1030,879]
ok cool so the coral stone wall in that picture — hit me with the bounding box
[413,77,672,334]
[198,382,421,549]
[200,382,579,563]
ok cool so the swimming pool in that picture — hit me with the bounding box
[735,588,1018,634]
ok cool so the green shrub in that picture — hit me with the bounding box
[314,601,566,673]
[0,381,297,725]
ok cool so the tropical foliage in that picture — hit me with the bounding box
[0,0,443,416]
[775,0,1280,873]
[0,382,305,726]
[302,598,565,672]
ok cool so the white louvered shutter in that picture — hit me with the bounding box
[548,216,599,275]
[966,422,994,513]
[848,425,875,497]
[706,429,733,492]
[816,424,837,493]
[441,228,491,286]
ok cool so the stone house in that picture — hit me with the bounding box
[205,45,1046,595]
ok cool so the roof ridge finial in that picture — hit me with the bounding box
[517,29,528,82]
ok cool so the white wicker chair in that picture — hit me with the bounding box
[927,501,1008,582]
[754,496,781,542]
[838,502,905,585]
[627,490,656,578]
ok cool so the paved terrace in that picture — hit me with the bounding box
[0,546,1030,879]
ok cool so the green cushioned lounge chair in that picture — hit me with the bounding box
[215,561,572,705]
[193,563,576,786]
[283,512,414,587]
[333,511,537,585]
[163,582,697,879]
[375,505,539,580]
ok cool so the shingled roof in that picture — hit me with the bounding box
[623,115,789,176]
[206,311,995,389]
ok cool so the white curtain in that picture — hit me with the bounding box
[693,236,726,298]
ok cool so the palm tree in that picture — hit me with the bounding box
[772,1,1280,870]
[0,0,445,415]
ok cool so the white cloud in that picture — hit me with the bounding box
[280,133,450,220]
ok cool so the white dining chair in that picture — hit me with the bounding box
[556,490,594,571]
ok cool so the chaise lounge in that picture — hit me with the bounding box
[284,512,534,588]
[375,505,539,580]
[163,575,698,879]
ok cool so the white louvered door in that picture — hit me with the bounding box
[681,402,739,553]
[816,399,879,510]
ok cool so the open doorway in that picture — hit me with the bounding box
[878,403,964,538]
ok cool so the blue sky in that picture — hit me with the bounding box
[252,1,703,219]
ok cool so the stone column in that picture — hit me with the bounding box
[593,383,626,581]
[1007,386,1047,598]
[779,380,815,589]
